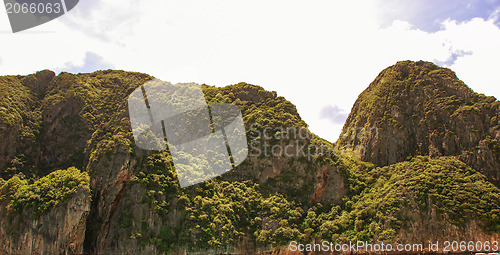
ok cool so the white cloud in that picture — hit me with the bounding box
[56,51,114,74]
[0,1,499,143]
[440,18,500,98]
[320,105,348,125]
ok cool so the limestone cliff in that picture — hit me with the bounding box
[0,188,90,254]
[0,70,347,254]
[337,60,500,187]
[0,63,498,255]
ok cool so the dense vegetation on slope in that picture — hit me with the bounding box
[318,156,500,242]
[110,82,338,252]
[125,155,499,251]
[1,70,330,253]
[0,167,89,217]
[0,70,154,179]
[0,75,41,178]
[0,63,499,254]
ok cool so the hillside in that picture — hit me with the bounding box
[337,61,500,187]
[0,62,499,254]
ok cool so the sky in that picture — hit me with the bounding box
[1,0,500,142]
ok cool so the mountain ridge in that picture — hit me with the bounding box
[0,62,498,254]
[337,60,500,187]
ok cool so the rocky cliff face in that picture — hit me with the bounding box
[0,188,90,254]
[337,60,500,187]
[0,70,347,254]
[0,63,499,254]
